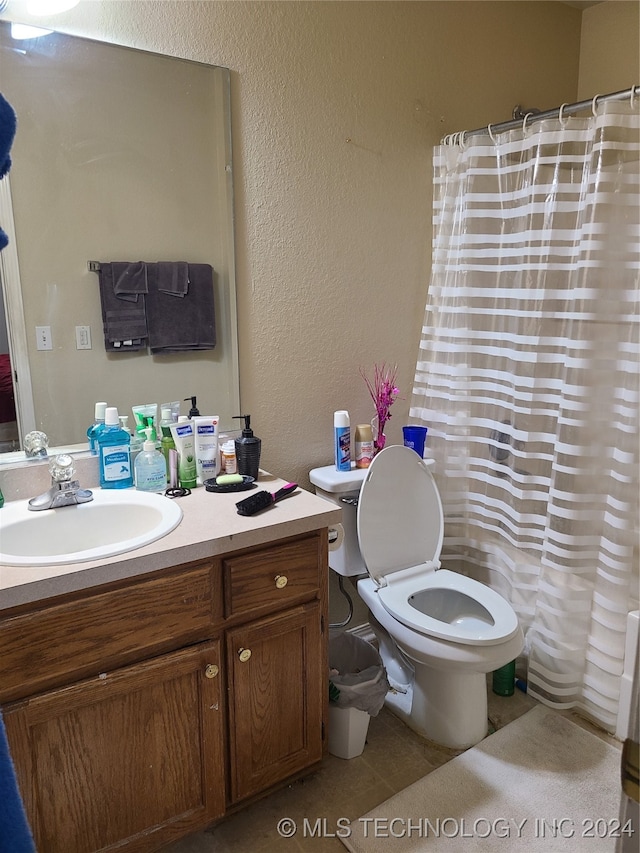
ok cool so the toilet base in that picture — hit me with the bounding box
[384,668,488,749]
[367,610,490,749]
[412,666,487,748]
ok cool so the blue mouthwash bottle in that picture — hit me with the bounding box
[97,406,133,489]
[87,401,107,455]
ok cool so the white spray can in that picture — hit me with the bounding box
[334,410,351,472]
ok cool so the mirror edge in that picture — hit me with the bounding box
[0,175,36,442]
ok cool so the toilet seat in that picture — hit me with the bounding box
[357,445,519,646]
[378,567,519,645]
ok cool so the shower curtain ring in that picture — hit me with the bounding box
[591,94,600,117]
[487,123,497,144]
[558,103,569,127]
[522,112,534,136]
[460,130,468,149]
[631,86,638,108]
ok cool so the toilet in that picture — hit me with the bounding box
[310,444,524,749]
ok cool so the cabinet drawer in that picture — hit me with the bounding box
[0,561,221,703]
[224,535,321,617]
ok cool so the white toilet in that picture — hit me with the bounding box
[310,445,524,749]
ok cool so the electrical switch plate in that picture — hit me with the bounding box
[75,325,92,350]
[36,325,52,351]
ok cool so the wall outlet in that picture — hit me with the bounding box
[75,325,92,350]
[35,325,52,351]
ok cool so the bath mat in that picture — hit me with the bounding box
[342,706,625,852]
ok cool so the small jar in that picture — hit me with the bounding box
[221,440,237,474]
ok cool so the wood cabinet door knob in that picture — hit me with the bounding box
[238,648,252,663]
[274,575,288,589]
[204,664,219,679]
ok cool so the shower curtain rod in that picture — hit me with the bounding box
[447,85,639,143]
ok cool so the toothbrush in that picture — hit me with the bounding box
[236,483,298,516]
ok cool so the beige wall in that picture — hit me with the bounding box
[0,0,602,486]
[578,1,639,99]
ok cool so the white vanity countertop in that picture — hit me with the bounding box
[0,475,341,611]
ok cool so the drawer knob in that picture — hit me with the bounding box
[205,664,219,679]
[275,574,288,589]
[238,647,252,663]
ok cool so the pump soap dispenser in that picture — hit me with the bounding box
[185,396,200,418]
[233,415,261,480]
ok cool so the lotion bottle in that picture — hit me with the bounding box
[169,418,198,489]
[97,406,133,489]
[193,415,220,481]
[134,428,167,492]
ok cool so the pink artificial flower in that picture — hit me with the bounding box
[360,363,401,452]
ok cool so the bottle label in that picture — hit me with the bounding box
[102,445,132,481]
[137,467,167,491]
[335,426,351,471]
[223,453,237,474]
[355,439,374,468]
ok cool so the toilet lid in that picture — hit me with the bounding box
[357,444,444,585]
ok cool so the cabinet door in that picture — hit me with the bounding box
[227,603,324,803]
[3,641,225,853]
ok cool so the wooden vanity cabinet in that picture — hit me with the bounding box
[227,603,323,803]
[0,529,329,853]
[222,534,326,804]
[3,641,226,853]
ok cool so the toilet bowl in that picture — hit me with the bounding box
[310,445,524,749]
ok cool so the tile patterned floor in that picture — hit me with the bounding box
[164,684,542,852]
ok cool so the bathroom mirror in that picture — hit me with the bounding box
[0,21,239,459]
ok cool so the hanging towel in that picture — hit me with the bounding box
[146,262,216,353]
[0,712,36,853]
[156,261,189,296]
[112,261,148,302]
[98,263,148,352]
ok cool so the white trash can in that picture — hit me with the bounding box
[328,632,389,759]
[328,704,371,759]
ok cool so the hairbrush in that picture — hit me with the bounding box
[236,483,298,516]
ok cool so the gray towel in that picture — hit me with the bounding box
[146,263,216,353]
[98,263,148,351]
[112,261,148,302]
[156,261,189,296]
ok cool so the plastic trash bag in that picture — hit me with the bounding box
[329,632,389,716]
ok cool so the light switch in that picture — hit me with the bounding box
[76,325,92,350]
[35,325,52,351]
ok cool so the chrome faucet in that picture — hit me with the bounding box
[28,454,94,511]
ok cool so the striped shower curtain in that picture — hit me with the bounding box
[410,96,639,732]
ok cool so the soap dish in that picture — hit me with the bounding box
[204,476,255,493]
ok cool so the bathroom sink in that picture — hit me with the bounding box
[0,490,183,567]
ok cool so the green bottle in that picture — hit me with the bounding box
[492,660,516,696]
[160,407,176,482]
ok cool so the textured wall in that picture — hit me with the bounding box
[4,0,587,486]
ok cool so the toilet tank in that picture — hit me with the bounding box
[309,464,368,577]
